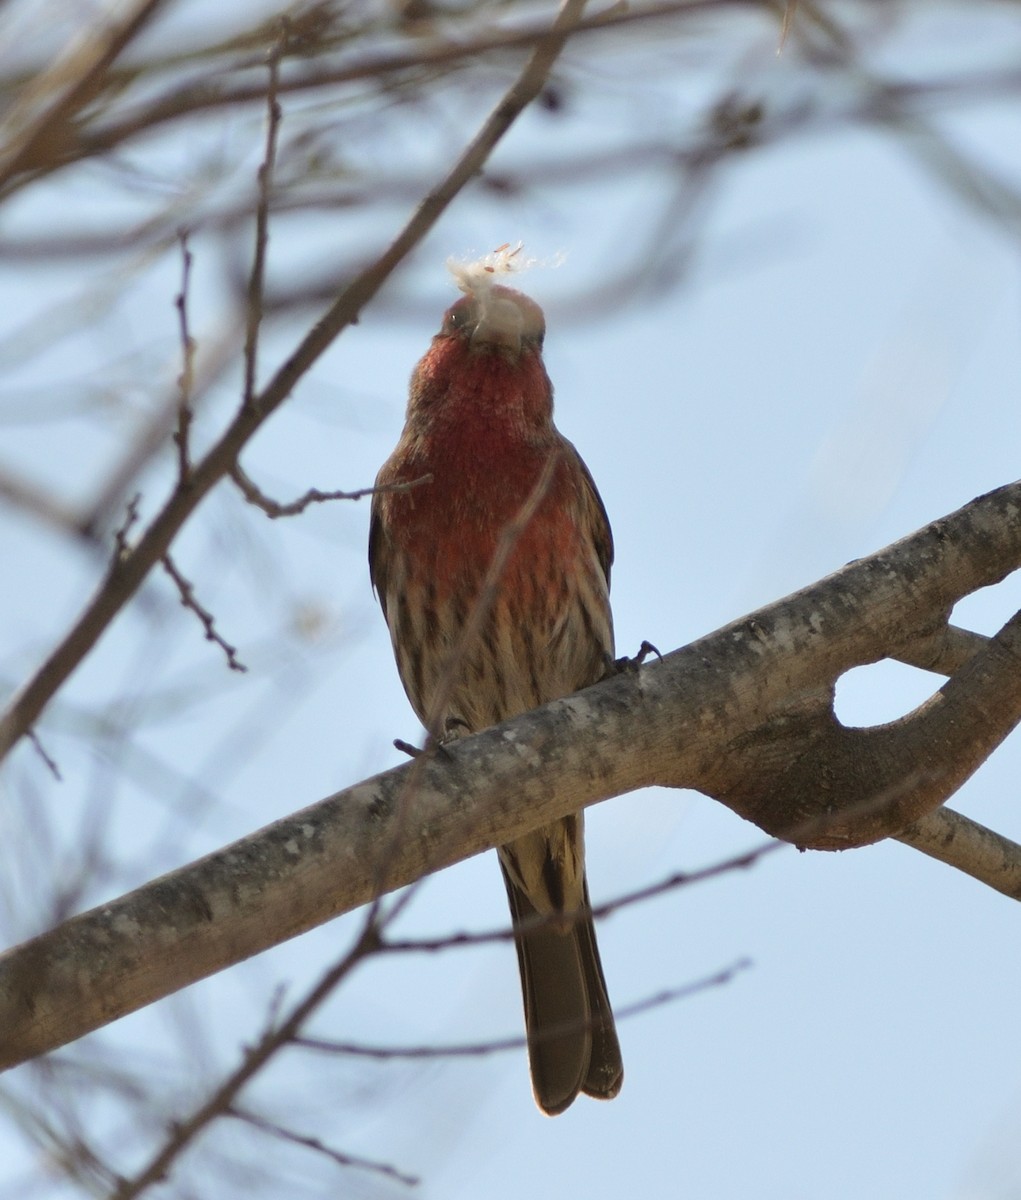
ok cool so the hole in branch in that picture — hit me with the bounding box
[834,659,943,729]
[952,567,1021,637]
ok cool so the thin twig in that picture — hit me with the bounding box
[243,23,287,409]
[227,1107,418,1187]
[294,959,751,1062]
[26,728,62,781]
[79,322,243,540]
[161,554,247,673]
[230,462,432,518]
[112,494,141,564]
[109,917,387,1200]
[173,231,195,480]
[377,839,783,956]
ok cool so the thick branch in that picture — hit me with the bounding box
[716,622,1021,848]
[3,481,1021,1069]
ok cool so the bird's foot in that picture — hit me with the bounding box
[607,640,662,676]
[393,715,470,760]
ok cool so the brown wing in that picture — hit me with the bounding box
[367,486,391,623]
[566,439,614,591]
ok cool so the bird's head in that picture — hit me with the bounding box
[404,246,556,427]
[436,244,554,360]
[438,285,546,359]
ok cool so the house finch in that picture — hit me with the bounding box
[369,257,622,1115]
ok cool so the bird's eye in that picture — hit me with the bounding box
[442,301,473,335]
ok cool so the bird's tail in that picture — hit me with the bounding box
[500,864,623,1115]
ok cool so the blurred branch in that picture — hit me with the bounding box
[25,729,61,782]
[790,1,1021,232]
[226,1107,418,1187]
[242,25,287,408]
[1,0,1016,215]
[5,481,1021,1069]
[109,915,387,1200]
[0,0,168,191]
[2,56,1019,265]
[0,462,91,540]
[0,0,593,763]
[105,856,754,1194]
[3,0,752,185]
[295,958,751,1061]
[172,232,195,481]
[78,326,242,540]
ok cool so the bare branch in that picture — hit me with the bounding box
[242,24,287,409]
[108,917,386,1200]
[112,494,142,562]
[230,462,433,517]
[26,729,61,782]
[890,623,990,677]
[895,808,1021,901]
[172,231,195,481]
[41,0,755,172]
[294,959,752,1060]
[105,876,747,1194]
[13,0,1016,201]
[0,462,89,539]
[160,554,247,673]
[227,1107,418,1187]
[0,0,169,191]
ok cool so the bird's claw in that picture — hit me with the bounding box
[608,640,662,676]
[393,735,453,761]
[395,715,471,761]
[441,715,471,741]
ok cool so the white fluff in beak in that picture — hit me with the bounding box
[445,243,556,352]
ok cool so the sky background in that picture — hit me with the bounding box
[3,2,1021,1198]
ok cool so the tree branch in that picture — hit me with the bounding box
[229,462,432,517]
[28,0,752,176]
[160,554,247,672]
[225,1107,418,1188]
[4,480,1021,1070]
[894,808,1021,900]
[0,0,169,191]
[241,24,286,409]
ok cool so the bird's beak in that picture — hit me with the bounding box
[469,295,525,356]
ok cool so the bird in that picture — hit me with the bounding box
[368,254,622,1115]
